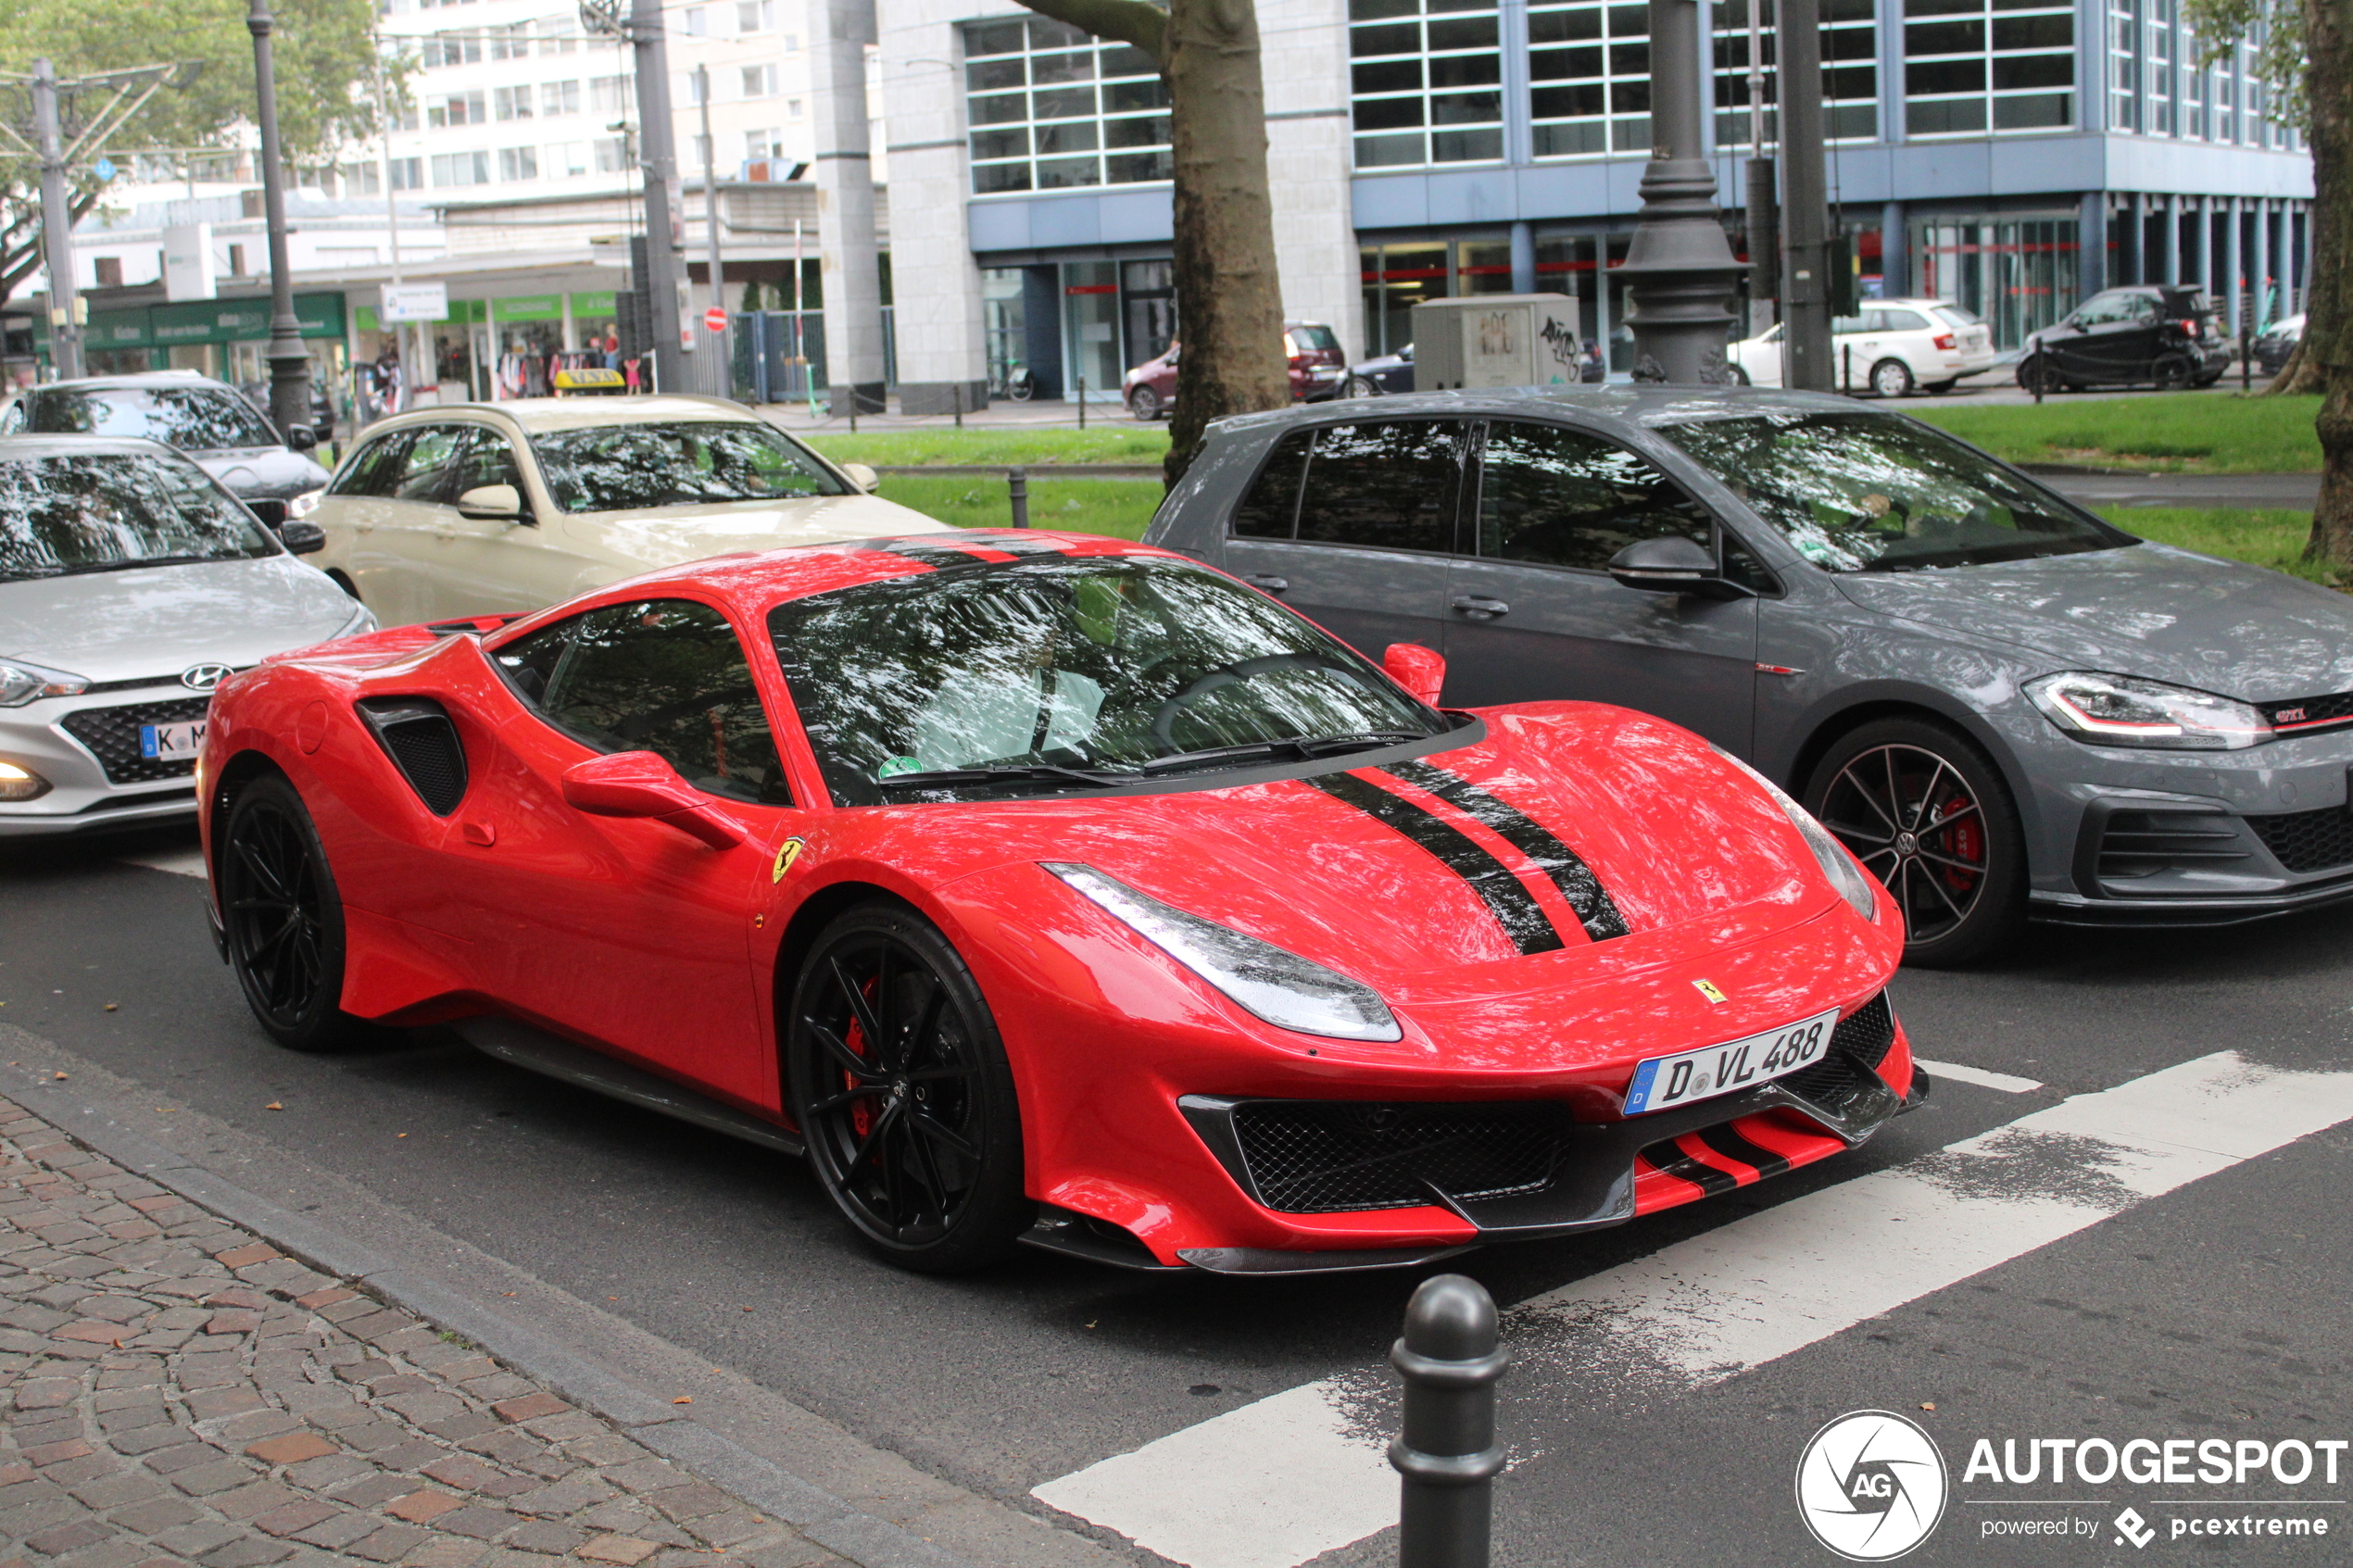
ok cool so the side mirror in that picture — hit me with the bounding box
[280,520,326,555]
[838,462,880,494]
[456,483,525,521]
[560,751,742,849]
[1383,642,1446,707]
[1607,535,1751,601]
[286,425,319,452]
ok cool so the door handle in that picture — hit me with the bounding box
[1242,574,1290,594]
[1451,595,1510,620]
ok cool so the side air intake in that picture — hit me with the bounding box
[357,697,469,816]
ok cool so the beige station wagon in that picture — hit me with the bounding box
[301,395,956,624]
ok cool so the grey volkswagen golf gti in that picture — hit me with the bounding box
[1147,387,2353,963]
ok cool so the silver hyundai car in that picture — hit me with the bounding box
[1147,387,2353,963]
[0,434,373,838]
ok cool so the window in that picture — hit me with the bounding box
[963,16,1171,194]
[591,75,635,114]
[388,157,424,191]
[742,63,779,97]
[681,69,708,106]
[343,160,384,194]
[487,21,531,59]
[1907,0,2073,136]
[1874,307,1931,331]
[428,91,488,128]
[432,151,492,186]
[499,146,538,181]
[549,142,590,178]
[330,432,414,497]
[94,257,122,288]
[1351,0,1504,168]
[494,84,534,120]
[745,127,786,158]
[680,6,706,34]
[1709,0,1879,151]
[786,97,803,119]
[450,427,527,504]
[1280,421,1466,553]
[537,13,578,54]
[0,453,275,581]
[227,244,248,277]
[541,80,581,116]
[1478,421,1712,569]
[423,31,481,67]
[1526,0,1643,157]
[593,137,631,173]
[28,387,277,450]
[737,0,773,31]
[498,600,790,806]
[393,426,469,502]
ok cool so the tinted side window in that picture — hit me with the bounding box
[394,426,467,503]
[450,427,526,501]
[1232,430,1313,538]
[2072,292,2137,327]
[498,598,791,806]
[1295,420,1463,553]
[331,432,414,497]
[1477,421,1712,571]
[1879,308,1931,332]
[1831,314,1869,335]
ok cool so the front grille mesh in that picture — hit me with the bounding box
[1231,1102,1567,1214]
[2259,691,2353,733]
[57,697,211,784]
[2246,807,2353,873]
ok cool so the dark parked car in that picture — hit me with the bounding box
[239,377,336,443]
[2254,313,2305,376]
[1150,387,2353,964]
[1341,343,1415,396]
[1124,321,1347,420]
[0,371,333,526]
[2016,284,2229,392]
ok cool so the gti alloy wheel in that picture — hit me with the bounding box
[1127,385,1163,420]
[1804,720,2026,966]
[221,774,360,1050]
[1870,358,1915,398]
[786,906,1028,1272]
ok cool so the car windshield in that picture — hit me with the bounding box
[1931,306,1982,330]
[1288,324,1340,353]
[29,386,279,451]
[0,452,276,583]
[1652,409,2132,572]
[769,555,1445,805]
[527,420,846,512]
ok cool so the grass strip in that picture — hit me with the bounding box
[876,474,1161,540]
[2096,507,2343,588]
[805,428,1171,468]
[1910,394,2322,473]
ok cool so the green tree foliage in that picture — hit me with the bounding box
[0,0,398,301]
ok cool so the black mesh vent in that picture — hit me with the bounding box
[2246,807,2353,874]
[57,697,211,784]
[2259,691,2353,734]
[1229,1102,1567,1214]
[359,698,469,816]
[1830,991,1896,1069]
[2095,809,2250,882]
[1779,992,1895,1109]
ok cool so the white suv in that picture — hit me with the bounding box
[1730,299,1996,396]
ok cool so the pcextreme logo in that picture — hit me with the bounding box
[1795,1410,1951,1561]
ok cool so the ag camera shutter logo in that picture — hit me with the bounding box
[1795,1410,1949,1561]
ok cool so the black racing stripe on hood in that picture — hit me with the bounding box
[1639,1137,1738,1197]
[1693,1124,1793,1182]
[1379,759,1630,942]
[1300,771,1565,956]
[960,533,1077,556]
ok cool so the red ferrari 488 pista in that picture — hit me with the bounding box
[198,530,1920,1273]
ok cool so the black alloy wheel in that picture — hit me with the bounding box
[1127,385,1164,420]
[220,773,360,1050]
[2015,354,2051,395]
[786,904,1028,1272]
[2152,354,2195,392]
[1804,719,2027,967]
[1870,358,1915,398]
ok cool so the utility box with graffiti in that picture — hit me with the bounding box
[1409,294,1582,391]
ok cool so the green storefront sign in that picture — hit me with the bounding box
[492,295,563,323]
[34,292,345,362]
[569,291,617,317]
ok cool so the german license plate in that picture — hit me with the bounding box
[140,720,206,760]
[1622,1008,1842,1115]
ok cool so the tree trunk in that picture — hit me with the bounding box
[2301,0,2353,564]
[1160,0,1290,486]
[2265,337,2323,393]
[1010,0,1290,487]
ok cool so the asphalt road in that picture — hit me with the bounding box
[4,825,2349,1567]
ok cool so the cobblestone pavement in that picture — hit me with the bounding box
[0,1094,849,1568]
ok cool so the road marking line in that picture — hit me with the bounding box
[1032,1052,2353,1568]
[117,848,207,879]
[1915,1058,2043,1094]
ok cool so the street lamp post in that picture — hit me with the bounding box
[247,0,313,442]
[1617,0,1744,384]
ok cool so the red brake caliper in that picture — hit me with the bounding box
[1936,792,1983,891]
[844,975,880,1138]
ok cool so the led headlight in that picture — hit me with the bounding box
[286,488,327,520]
[1044,862,1402,1041]
[334,602,380,639]
[2025,671,2268,750]
[0,659,89,708]
[1716,750,1881,922]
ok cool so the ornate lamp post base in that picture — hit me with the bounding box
[1617,0,1745,386]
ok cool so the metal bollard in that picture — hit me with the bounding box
[1390,1274,1509,1568]
[953,382,964,429]
[1008,465,1029,529]
[1077,374,1087,430]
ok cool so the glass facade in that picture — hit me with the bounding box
[1350,0,1504,169]
[1911,215,2081,344]
[1906,0,2075,136]
[1527,0,1651,157]
[1709,0,1880,150]
[964,17,1171,194]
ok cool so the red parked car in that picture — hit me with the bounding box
[199,531,1915,1275]
[1124,321,1347,419]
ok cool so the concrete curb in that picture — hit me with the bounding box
[0,1073,988,1568]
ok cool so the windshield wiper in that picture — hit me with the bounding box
[49,554,229,578]
[875,763,1126,790]
[1140,731,1427,774]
